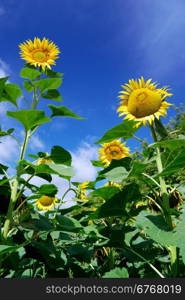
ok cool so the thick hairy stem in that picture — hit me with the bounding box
[3,86,39,240]
[149,123,177,276]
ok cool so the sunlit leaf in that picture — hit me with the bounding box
[48,104,84,119]
[7,109,51,131]
[20,67,41,80]
[95,120,139,144]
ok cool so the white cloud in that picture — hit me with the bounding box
[0,136,19,163]
[0,102,9,117]
[29,135,45,151]
[71,141,98,182]
[0,58,10,78]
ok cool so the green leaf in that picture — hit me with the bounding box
[0,77,8,94]
[38,184,58,196]
[151,139,185,151]
[56,215,82,232]
[42,90,62,101]
[23,81,34,92]
[48,104,84,119]
[171,205,185,263]
[33,78,62,93]
[129,161,148,178]
[0,163,8,174]
[45,69,63,78]
[0,128,14,137]
[20,67,41,80]
[136,211,173,246]
[103,267,129,278]
[104,166,129,183]
[90,160,104,167]
[98,157,132,179]
[89,186,120,200]
[159,150,185,176]
[96,183,141,218]
[7,109,51,131]
[68,244,93,263]
[50,145,72,166]
[21,215,53,231]
[154,118,168,139]
[1,84,22,107]
[47,163,75,177]
[95,120,138,144]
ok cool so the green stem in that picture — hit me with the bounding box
[126,246,165,278]
[3,179,19,239]
[149,123,178,276]
[169,246,178,277]
[3,86,39,240]
[150,124,171,224]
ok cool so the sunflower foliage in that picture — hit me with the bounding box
[0,39,185,279]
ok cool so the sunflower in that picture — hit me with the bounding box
[104,182,121,189]
[79,181,90,189]
[19,37,60,70]
[117,77,172,127]
[37,157,53,165]
[36,195,57,210]
[98,139,130,166]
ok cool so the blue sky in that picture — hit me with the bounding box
[0,0,185,186]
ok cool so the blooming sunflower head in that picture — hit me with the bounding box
[19,37,60,70]
[117,77,172,127]
[36,195,57,210]
[98,139,130,166]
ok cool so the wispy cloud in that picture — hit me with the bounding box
[29,135,45,151]
[72,141,98,182]
[0,136,19,164]
[0,58,10,78]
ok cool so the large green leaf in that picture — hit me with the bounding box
[0,84,22,106]
[42,90,62,101]
[48,104,84,119]
[136,211,173,246]
[21,214,53,231]
[33,78,62,93]
[20,67,41,80]
[7,110,51,131]
[50,145,72,166]
[104,166,129,183]
[56,215,82,232]
[89,186,120,201]
[38,184,58,196]
[151,139,185,151]
[95,120,138,144]
[98,157,132,179]
[47,163,75,177]
[172,205,185,264]
[96,183,141,218]
[103,267,129,278]
[129,161,148,178]
[158,150,185,176]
